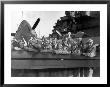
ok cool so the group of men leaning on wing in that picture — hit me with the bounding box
[11,19,100,58]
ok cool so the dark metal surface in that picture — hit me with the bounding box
[11,67,100,77]
[12,59,100,69]
[11,50,100,69]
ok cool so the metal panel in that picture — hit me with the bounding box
[11,59,100,69]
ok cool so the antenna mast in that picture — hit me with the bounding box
[22,11,23,20]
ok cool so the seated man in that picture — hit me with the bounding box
[82,39,99,57]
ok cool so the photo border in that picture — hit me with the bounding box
[1,0,109,86]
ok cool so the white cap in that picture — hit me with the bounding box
[88,39,93,42]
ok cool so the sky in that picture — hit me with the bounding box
[11,11,65,37]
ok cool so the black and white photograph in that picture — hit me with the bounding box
[4,4,107,84]
[11,11,100,77]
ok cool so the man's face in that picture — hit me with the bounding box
[68,32,71,35]
[31,30,37,37]
[70,11,75,17]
